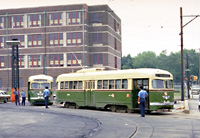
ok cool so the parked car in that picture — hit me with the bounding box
[0,90,11,103]
[191,85,200,95]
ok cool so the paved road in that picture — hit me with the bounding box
[0,101,200,138]
[0,103,101,138]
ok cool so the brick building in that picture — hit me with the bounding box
[0,4,122,89]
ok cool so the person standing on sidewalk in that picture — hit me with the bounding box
[43,86,50,108]
[13,88,20,106]
[137,86,148,117]
[21,90,26,106]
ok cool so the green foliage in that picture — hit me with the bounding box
[122,54,134,69]
[132,51,157,68]
[122,49,199,83]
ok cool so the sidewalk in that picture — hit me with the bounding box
[173,95,199,115]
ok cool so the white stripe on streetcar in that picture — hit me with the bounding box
[150,102,174,106]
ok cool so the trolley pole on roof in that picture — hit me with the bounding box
[6,39,20,102]
[180,7,199,101]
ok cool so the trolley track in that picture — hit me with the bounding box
[1,102,200,138]
[0,103,102,138]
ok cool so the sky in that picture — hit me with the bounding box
[1,0,200,57]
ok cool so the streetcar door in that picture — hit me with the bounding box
[132,79,149,110]
[85,81,95,106]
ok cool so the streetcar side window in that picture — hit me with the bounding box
[61,81,83,89]
[98,80,102,89]
[109,80,114,89]
[152,79,164,88]
[65,81,69,89]
[60,81,64,89]
[98,79,128,89]
[165,80,173,88]
[103,80,108,89]
[74,81,78,89]
[78,81,83,89]
[69,81,73,89]
[115,79,121,89]
[92,81,95,89]
[122,79,128,89]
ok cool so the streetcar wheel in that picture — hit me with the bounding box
[75,105,79,109]
[126,109,132,113]
[147,110,151,114]
[110,105,116,112]
[64,103,69,108]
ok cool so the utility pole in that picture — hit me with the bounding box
[179,7,199,101]
[199,49,200,84]
[180,7,184,101]
[186,54,190,99]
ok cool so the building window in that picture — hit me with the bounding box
[49,54,64,67]
[93,33,102,44]
[92,12,102,23]
[0,36,4,49]
[49,33,63,46]
[114,38,117,50]
[11,15,24,28]
[19,55,24,68]
[67,32,81,46]
[28,34,42,47]
[114,19,120,33]
[94,53,102,64]
[28,55,41,67]
[67,53,82,66]
[0,17,4,29]
[114,19,116,32]
[0,56,5,68]
[66,11,81,25]
[115,57,117,68]
[49,13,62,26]
[28,14,41,27]
[11,35,25,48]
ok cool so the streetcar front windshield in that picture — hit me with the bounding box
[31,83,50,89]
[152,79,173,89]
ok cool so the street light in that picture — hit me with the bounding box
[180,7,199,101]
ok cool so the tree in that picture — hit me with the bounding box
[122,54,134,69]
[132,51,157,68]
[122,49,199,83]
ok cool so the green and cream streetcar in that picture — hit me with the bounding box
[56,68,174,112]
[28,74,53,105]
